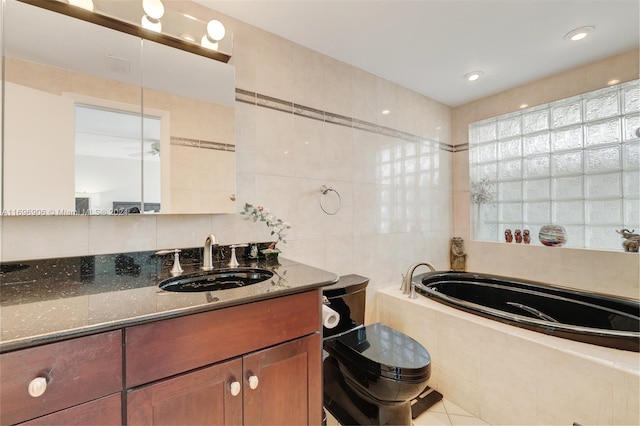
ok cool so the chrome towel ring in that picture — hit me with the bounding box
[320,185,342,215]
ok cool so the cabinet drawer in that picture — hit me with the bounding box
[19,393,122,426]
[126,290,321,387]
[0,330,123,425]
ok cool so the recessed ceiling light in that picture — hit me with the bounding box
[464,71,483,82]
[607,79,620,86]
[564,26,595,41]
[381,109,391,115]
[519,103,529,109]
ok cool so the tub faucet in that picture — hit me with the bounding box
[202,234,218,271]
[402,262,436,298]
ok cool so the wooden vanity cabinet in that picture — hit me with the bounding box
[0,289,323,425]
[125,290,323,425]
[0,331,123,425]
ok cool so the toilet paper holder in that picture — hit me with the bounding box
[321,296,340,329]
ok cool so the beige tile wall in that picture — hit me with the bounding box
[451,49,640,297]
[1,2,454,310]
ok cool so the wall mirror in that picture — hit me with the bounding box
[1,0,236,215]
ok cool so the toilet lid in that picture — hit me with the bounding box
[328,323,431,381]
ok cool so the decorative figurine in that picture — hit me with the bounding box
[505,229,513,243]
[523,229,531,244]
[514,229,522,243]
[539,224,567,247]
[450,237,467,272]
[616,229,640,252]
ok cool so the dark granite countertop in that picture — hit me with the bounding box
[0,247,339,353]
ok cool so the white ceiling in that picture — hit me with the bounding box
[197,0,639,107]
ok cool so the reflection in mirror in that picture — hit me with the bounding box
[141,39,235,214]
[1,0,235,215]
[2,0,142,215]
[74,105,161,214]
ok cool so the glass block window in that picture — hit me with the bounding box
[469,80,640,250]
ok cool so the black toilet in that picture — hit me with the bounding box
[322,275,431,425]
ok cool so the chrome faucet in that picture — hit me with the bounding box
[202,234,218,271]
[401,261,436,298]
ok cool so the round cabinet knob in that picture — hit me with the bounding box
[229,381,241,396]
[248,375,259,390]
[28,377,48,398]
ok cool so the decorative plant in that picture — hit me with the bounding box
[240,203,291,245]
[470,177,495,205]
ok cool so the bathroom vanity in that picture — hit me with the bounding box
[0,251,338,425]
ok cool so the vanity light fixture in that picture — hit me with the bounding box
[464,71,483,82]
[23,0,232,62]
[564,26,594,41]
[141,0,164,32]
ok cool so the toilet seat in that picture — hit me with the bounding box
[325,323,431,382]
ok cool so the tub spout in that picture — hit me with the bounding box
[402,262,436,298]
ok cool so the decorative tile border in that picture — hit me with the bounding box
[452,143,469,153]
[171,136,235,152]
[236,88,456,152]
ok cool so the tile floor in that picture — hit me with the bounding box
[326,398,490,426]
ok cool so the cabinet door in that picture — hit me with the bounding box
[127,358,243,425]
[243,333,322,426]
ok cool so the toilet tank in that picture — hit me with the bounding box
[322,274,369,338]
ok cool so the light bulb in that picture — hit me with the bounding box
[206,20,226,41]
[143,0,165,20]
[141,15,162,32]
[201,35,219,51]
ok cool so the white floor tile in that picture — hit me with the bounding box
[413,411,452,425]
[449,414,490,426]
[423,400,447,414]
[325,397,489,426]
[442,399,476,417]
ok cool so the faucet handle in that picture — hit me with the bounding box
[228,244,247,268]
[156,249,183,275]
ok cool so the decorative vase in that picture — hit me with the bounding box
[261,248,280,265]
[472,203,485,240]
[539,225,567,247]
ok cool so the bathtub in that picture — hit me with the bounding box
[413,271,640,352]
[375,285,640,425]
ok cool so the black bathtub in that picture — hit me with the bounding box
[414,271,640,352]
